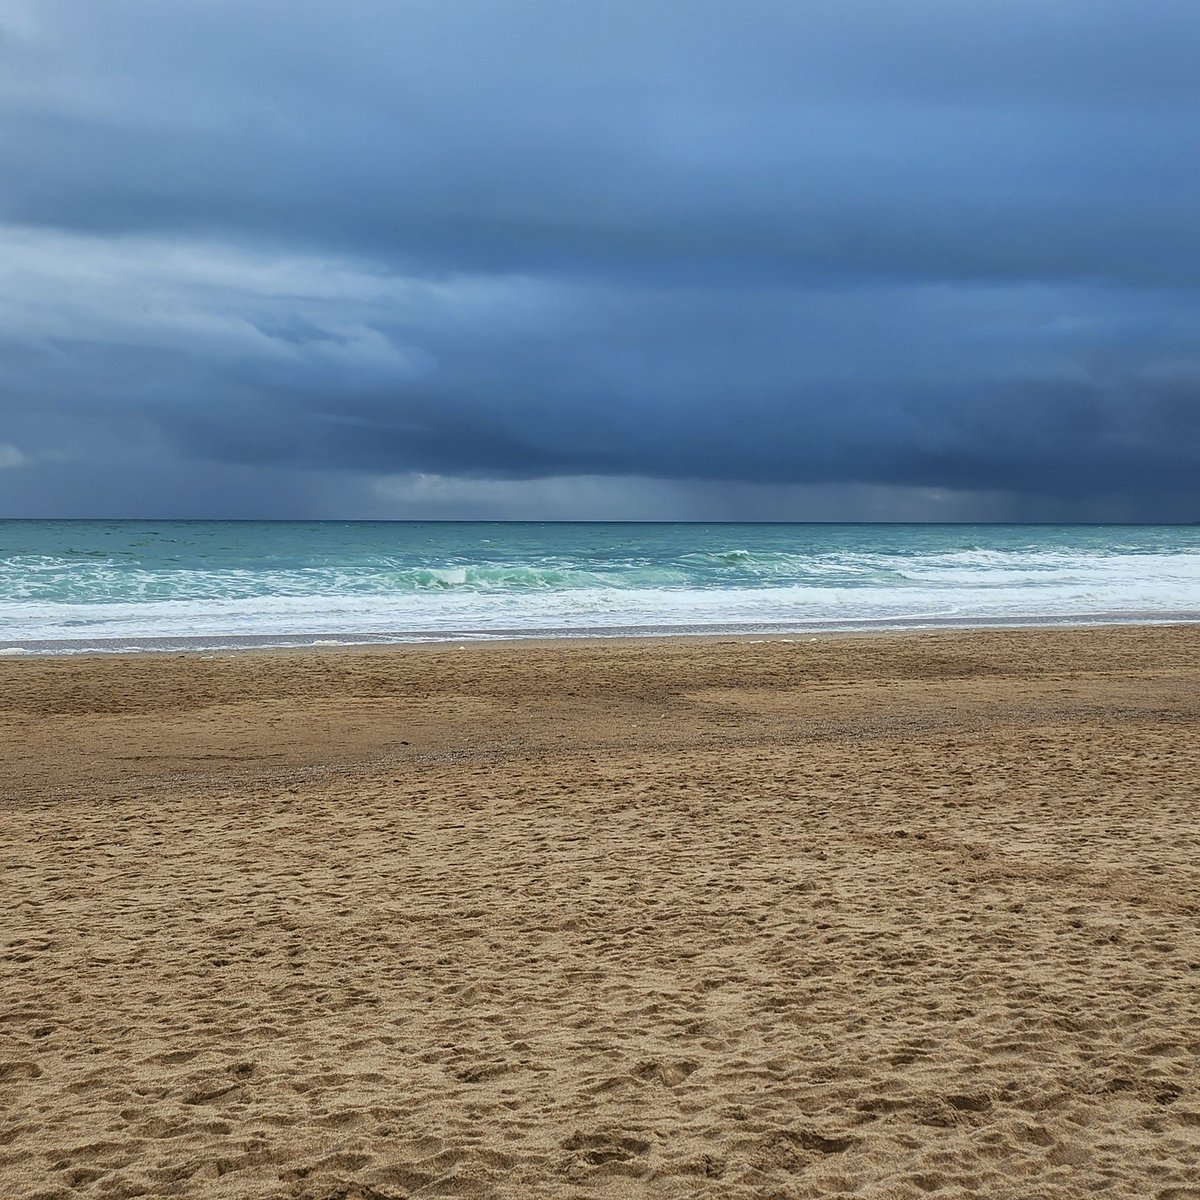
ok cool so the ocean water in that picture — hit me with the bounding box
[1,521,1198,653]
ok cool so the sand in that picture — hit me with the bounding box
[2,625,1199,1200]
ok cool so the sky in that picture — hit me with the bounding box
[1,0,1198,521]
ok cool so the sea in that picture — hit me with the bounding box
[1,520,1198,654]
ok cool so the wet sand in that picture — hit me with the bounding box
[2,626,1199,1199]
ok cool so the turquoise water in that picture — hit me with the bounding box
[1,521,1198,652]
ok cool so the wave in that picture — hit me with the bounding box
[0,559,696,601]
[3,549,1199,608]
[4,574,1200,646]
[3,525,1199,648]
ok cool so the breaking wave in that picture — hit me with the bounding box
[2,521,1198,650]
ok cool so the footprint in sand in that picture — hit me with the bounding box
[561,1130,652,1167]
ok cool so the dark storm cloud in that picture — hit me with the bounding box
[1,0,1199,518]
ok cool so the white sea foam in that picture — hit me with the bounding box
[3,574,1198,646]
[2,522,1198,651]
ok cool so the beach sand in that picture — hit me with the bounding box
[2,626,1199,1199]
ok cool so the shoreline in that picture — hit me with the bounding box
[3,609,1200,658]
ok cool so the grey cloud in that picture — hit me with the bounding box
[1,1,1199,519]
[6,2,1200,286]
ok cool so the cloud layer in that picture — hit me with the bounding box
[2,0,1198,519]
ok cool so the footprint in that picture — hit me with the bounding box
[181,1082,242,1106]
[789,1129,857,1154]
[562,1131,651,1166]
[155,1050,200,1066]
[855,1095,913,1120]
[633,1059,699,1087]
[0,1062,42,1083]
[451,1061,512,1083]
[676,1153,726,1178]
[757,1127,858,1171]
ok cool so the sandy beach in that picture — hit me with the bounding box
[2,625,1199,1199]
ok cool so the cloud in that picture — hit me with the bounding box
[367,472,1020,523]
[1,1,1198,519]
